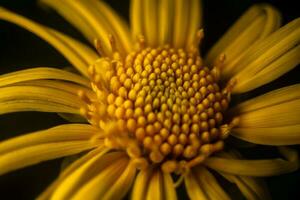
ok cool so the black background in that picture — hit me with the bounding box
[0,0,299,199]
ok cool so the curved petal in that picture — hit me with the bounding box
[204,147,299,177]
[232,98,300,128]
[223,174,271,200]
[71,154,132,200]
[230,18,300,93]
[185,167,231,200]
[37,147,106,200]
[130,0,143,42]
[0,7,99,77]
[131,168,177,200]
[144,0,159,47]
[131,168,153,200]
[49,152,125,200]
[130,0,202,48]
[102,161,136,200]
[214,151,271,200]
[0,67,90,87]
[230,84,300,145]
[206,4,281,70]
[158,0,174,45]
[0,124,101,175]
[185,0,202,49]
[184,170,209,200]
[231,125,300,146]
[0,85,84,115]
[41,0,132,54]
[172,0,192,48]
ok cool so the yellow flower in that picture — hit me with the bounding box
[0,0,299,200]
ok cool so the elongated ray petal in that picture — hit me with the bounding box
[40,0,98,43]
[0,85,83,115]
[162,172,178,200]
[89,0,133,53]
[206,4,281,70]
[0,67,89,87]
[0,124,100,154]
[0,100,78,114]
[0,124,101,175]
[173,0,189,48]
[230,84,300,144]
[0,141,98,175]
[144,0,158,47]
[231,84,300,113]
[130,0,143,41]
[234,99,300,128]
[158,0,174,45]
[186,0,202,48]
[146,169,163,200]
[184,171,209,200]
[233,44,300,93]
[131,169,153,200]
[71,155,129,200]
[103,162,136,200]
[37,147,106,200]
[230,18,300,93]
[131,168,176,200]
[50,151,124,200]
[204,148,299,176]
[194,167,231,200]
[215,151,271,200]
[232,125,300,145]
[0,7,99,77]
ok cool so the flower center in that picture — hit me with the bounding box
[81,45,234,173]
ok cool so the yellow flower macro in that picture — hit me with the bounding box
[0,0,299,199]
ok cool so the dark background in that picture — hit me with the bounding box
[0,0,299,199]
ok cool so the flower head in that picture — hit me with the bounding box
[0,0,299,200]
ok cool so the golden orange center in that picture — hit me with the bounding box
[81,45,232,173]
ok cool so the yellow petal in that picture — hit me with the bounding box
[158,0,174,45]
[206,4,281,70]
[146,169,163,200]
[131,168,153,200]
[71,155,129,200]
[89,0,133,54]
[0,7,98,77]
[228,18,300,91]
[220,173,271,200]
[193,167,231,200]
[11,80,93,97]
[0,100,78,114]
[102,162,136,200]
[186,0,202,48]
[0,141,99,175]
[144,0,158,47]
[232,125,300,145]
[235,99,300,128]
[40,0,98,43]
[130,0,143,41]
[173,0,189,48]
[162,171,178,200]
[37,147,106,200]
[0,85,83,115]
[0,124,100,154]
[184,171,208,200]
[131,168,176,200]
[233,44,300,93]
[231,84,300,114]
[50,150,121,200]
[0,67,89,87]
[215,151,271,200]
[204,148,299,176]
